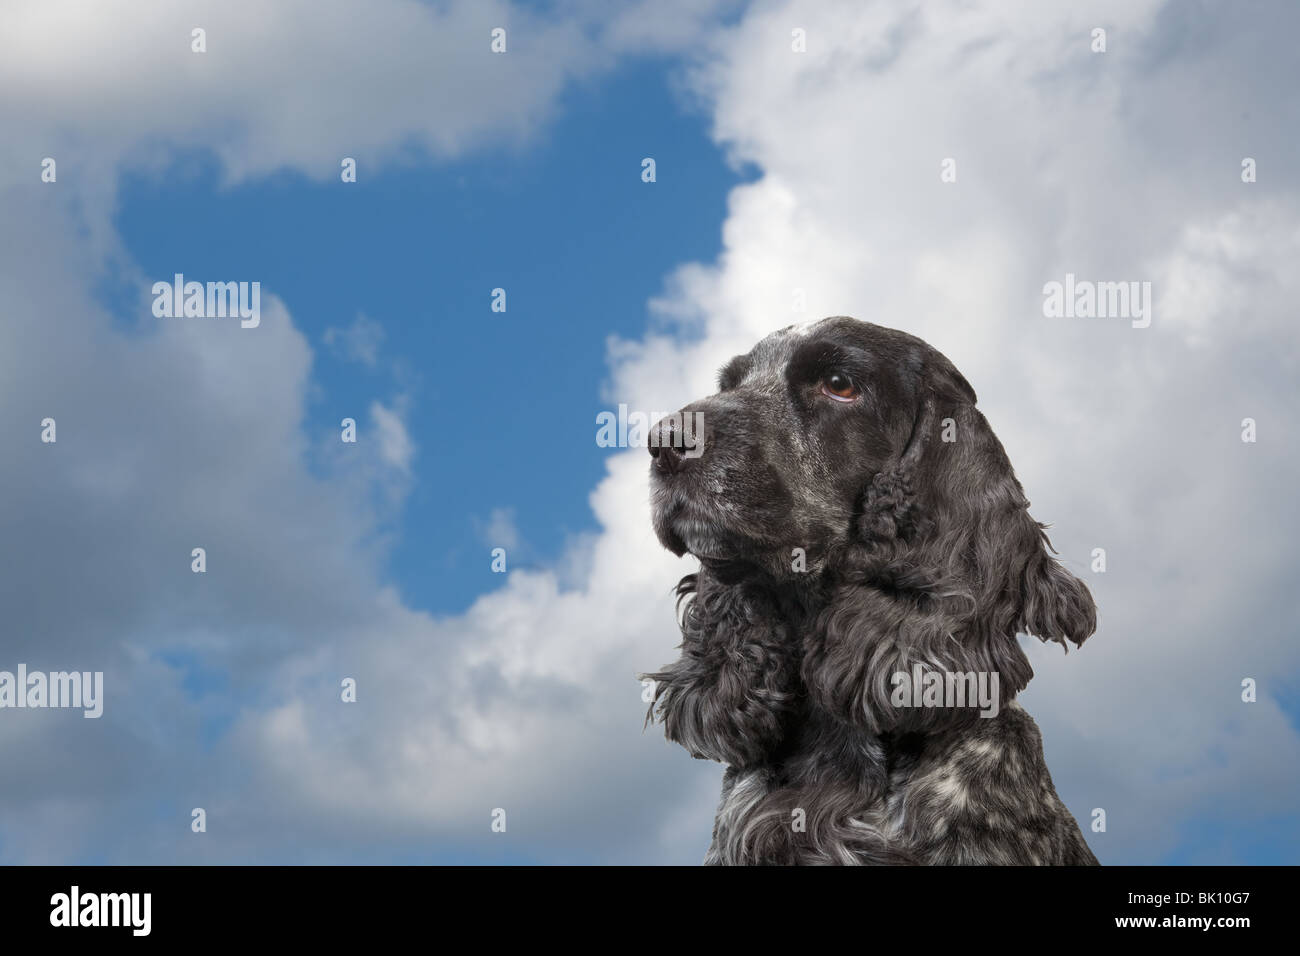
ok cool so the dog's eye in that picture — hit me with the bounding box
[822,373,860,402]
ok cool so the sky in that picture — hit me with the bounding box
[0,0,1297,865]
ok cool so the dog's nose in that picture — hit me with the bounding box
[649,444,683,475]
[649,417,685,475]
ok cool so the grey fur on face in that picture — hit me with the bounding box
[642,317,1098,865]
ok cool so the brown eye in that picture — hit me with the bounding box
[822,373,859,402]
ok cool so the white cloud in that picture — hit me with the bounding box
[369,400,414,475]
[0,0,581,187]
[0,0,736,189]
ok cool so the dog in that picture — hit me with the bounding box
[642,317,1098,865]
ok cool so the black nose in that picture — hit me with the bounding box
[649,416,687,475]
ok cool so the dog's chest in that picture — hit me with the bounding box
[707,729,1004,865]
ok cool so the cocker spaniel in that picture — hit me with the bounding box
[642,317,1098,865]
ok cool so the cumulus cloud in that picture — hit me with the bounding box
[1,1,574,187]
[2,0,1297,865]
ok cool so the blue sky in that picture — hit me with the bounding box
[112,60,748,616]
[1,0,1297,866]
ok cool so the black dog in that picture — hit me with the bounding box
[643,317,1098,865]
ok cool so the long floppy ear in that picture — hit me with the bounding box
[804,347,1095,733]
[873,346,1096,652]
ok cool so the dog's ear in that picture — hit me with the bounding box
[806,345,1095,733]
[857,349,973,544]
[878,346,1096,652]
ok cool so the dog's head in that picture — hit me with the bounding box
[650,317,1095,726]
[650,317,943,576]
